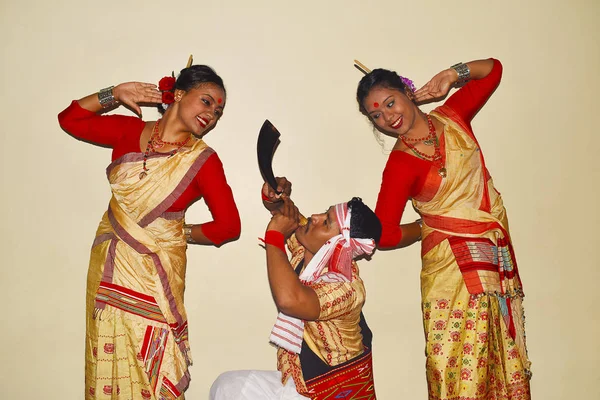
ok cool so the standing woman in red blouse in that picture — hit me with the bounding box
[356,59,531,399]
[58,63,241,400]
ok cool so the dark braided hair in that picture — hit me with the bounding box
[348,197,382,245]
[356,68,408,115]
[157,65,226,115]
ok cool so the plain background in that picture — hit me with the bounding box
[1,0,599,398]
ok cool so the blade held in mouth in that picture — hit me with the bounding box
[257,119,281,193]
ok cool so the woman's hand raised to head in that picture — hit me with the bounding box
[113,82,163,116]
[414,69,457,103]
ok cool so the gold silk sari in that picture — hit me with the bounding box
[413,106,531,400]
[85,139,214,400]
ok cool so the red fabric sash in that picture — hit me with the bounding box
[304,350,376,399]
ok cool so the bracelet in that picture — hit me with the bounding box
[98,86,117,109]
[261,230,286,252]
[415,218,423,241]
[183,224,195,244]
[450,62,470,85]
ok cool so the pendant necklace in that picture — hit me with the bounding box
[401,115,447,178]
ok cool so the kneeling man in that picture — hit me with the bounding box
[210,181,381,399]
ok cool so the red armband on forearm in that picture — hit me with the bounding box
[260,230,286,252]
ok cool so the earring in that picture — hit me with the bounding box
[372,127,390,154]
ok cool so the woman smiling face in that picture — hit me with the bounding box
[363,86,418,137]
[174,83,225,137]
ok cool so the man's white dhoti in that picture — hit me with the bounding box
[210,370,310,400]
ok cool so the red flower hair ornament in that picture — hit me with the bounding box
[158,56,193,111]
[159,73,176,110]
[158,76,176,91]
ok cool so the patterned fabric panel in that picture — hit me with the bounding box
[86,317,156,400]
[159,376,182,400]
[170,321,188,344]
[277,349,307,394]
[170,321,191,366]
[305,351,376,400]
[496,237,518,286]
[448,236,522,298]
[96,282,167,323]
[423,293,531,399]
[140,325,169,391]
[448,237,502,295]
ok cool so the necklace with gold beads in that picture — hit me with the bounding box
[400,115,447,178]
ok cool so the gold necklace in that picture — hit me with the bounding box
[401,115,446,178]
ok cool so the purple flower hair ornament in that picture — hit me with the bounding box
[400,76,417,93]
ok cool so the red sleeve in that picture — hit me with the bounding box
[58,100,145,148]
[195,153,241,246]
[374,151,428,249]
[444,59,503,125]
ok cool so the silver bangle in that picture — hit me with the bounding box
[98,86,117,109]
[450,62,470,85]
[183,224,195,244]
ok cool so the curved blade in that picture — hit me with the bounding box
[257,119,281,192]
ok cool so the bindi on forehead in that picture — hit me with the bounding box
[373,102,379,108]
[217,98,222,104]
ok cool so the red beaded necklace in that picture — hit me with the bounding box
[139,119,192,180]
[402,133,434,144]
[401,118,435,145]
[149,120,190,149]
[401,115,447,178]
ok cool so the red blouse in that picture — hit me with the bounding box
[375,59,503,248]
[58,101,241,245]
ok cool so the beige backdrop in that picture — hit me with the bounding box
[1,0,598,399]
